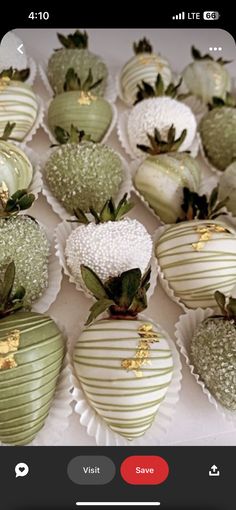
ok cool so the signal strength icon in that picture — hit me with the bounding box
[172,12,185,20]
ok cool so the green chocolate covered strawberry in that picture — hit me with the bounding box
[47,29,108,96]
[200,95,236,171]
[47,69,112,143]
[0,189,49,307]
[191,290,236,410]
[0,262,64,445]
[44,127,124,215]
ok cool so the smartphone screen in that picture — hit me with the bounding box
[0,7,235,510]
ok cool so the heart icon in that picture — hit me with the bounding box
[0,31,28,72]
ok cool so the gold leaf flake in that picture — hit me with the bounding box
[192,242,205,251]
[138,323,153,333]
[0,76,10,91]
[78,91,97,105]
[201,232,211,241]
[0,355,17,370]
[0,181,9,207]
[121,323,160,377]
[0,329,20,370]
[214,225,228,232]
[192,224,229,251]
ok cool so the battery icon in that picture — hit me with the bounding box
[203,11,220,20]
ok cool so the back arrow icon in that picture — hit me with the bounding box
[17,44,24,55]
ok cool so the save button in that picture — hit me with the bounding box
[120,456,169,485]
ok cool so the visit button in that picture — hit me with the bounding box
[120,456,169,485]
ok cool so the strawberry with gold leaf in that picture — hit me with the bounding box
[0,262,64,445]
[155,187,236,309]
[73,264,174,440]
[47,68,113,143]
[119,37,172,105]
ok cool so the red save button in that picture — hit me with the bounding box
[120,456,169,485]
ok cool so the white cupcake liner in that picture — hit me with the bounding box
[177,80,208,124]
[55,220,158,301]
[116,69,126,104]
[41,149,132,221]
[26,57,37,86]
[13,144,42,199]
[69,314,182,446]
[117,110,200,161]
[175,308,236,425]
[130,159,215,226]
[0,321,73,447]
[42,99,117,146]
[180,95,208,124]
[32,223,62,314]
[39,61,117,103]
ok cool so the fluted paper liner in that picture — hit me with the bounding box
[32,223,62,314]
[26,57,37,86]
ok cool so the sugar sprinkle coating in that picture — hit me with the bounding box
[47,49,108,96]
[45,142,124,214]
[191,318,236,410]
[200,108,236,171]
[0,217,50,307]
[65,218,153,288]
[127,97,197,157]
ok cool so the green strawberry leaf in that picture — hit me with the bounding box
[105,268,142,308]
[0,122,16,141]
[73,208,90,224]
[214,290,226,314]
[81,265,109,300]
[209,187,218,209]
[11,286,26,302]
[86,298,115,325]
[133,38,152,55]
[155,74,165,96]
[226,296,236,319]
[2,261,15,305]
